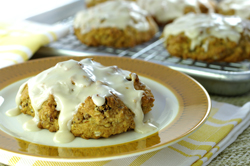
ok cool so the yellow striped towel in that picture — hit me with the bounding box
[0,20,69,68]
[1,100,250,166]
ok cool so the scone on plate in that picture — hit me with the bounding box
[162,13,250,62]
[216,0,250,20]
[13,59,155,142]
[136,0,216,26]
[85,0,136,8]
[74,1,158,48]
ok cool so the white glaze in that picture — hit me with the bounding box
[5,107,20,117]
[137,0,213,24]
[218,0,250,19]
[74,1,150,34]
[163,13,250,51]
[7,59,156,143]
[23,119,41,132]
[5,81,27,117]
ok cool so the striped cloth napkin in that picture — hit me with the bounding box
[1,100,250,166]
[0,20,69,69]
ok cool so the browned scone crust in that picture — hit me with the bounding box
[164,32,250,63]
[184,1,215,15]
[86,0,136,8]
[198,0,216,14]
[216,7,234,16]
[19,74,154,139]
[74,17,158,48]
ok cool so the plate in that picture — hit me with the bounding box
[0,56,211,162]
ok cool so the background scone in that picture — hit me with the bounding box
[74,1,158,48]
[85,0,136,8]
[136,0,215,26]
[162,13,250,62]
[216,0,250,20]
[15,59,155,142]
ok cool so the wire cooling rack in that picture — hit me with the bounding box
[46,16,250,72]
[37,16,250,95]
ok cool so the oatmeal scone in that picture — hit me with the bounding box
[17,59,155,140]
[216,0,250,20]
[74,1,158,48]
[136,0,216,26]
[85,0,136,8]
[162,13,250,62]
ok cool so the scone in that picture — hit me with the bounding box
[85,0,136,8]
[162,13,250,62]
[216,0,250,20]
[12,59,155,143]
[136,0,216,26]
[74,1,158,48]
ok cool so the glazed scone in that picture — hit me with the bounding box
[85,0,136,8]
[216,0,250,20]
[136,0,215,26]
[74,1,158,48]
[10,59,155,143]
[162,13,250,62]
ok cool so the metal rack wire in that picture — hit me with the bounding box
[46,17,250,73]
[38,16,250,95]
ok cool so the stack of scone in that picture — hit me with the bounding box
[74,0,215,48]
[74,0,250,63]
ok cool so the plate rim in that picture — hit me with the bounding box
[0,56,211,162]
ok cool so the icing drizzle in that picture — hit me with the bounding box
[74,1,150,34]
[163,13,250,51]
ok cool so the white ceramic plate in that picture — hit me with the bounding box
[0,56,211,162]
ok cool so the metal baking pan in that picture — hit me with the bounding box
[28,0,250,96]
